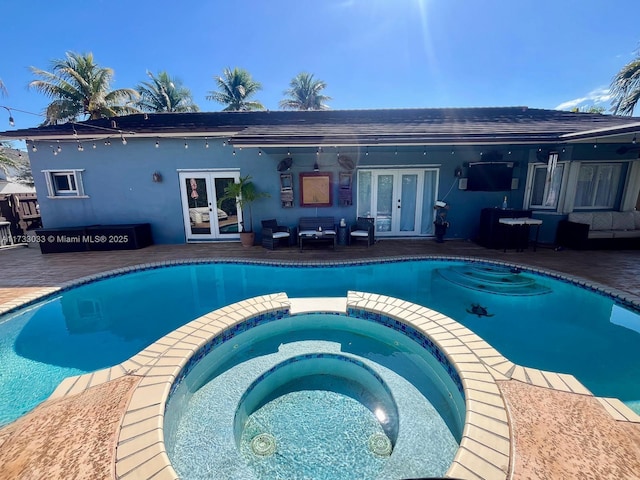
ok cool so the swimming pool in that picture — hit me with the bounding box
[1,258,639,426]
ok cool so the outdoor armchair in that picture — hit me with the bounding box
[349,217,375,246]
[261,219,291,250]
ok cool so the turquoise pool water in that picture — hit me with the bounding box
[164,313,463,480]
[1,259,639,427]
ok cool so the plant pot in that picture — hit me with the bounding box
[240,232,255,247]
[434,223,448,243]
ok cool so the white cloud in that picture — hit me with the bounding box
[555,87,613,111]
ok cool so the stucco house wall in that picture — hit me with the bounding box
[29,138,537,244]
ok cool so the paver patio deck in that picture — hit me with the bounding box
[1,239,639,479]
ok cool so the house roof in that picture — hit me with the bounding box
[1,107,639,147]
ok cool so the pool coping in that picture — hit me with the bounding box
[45,290,640,480]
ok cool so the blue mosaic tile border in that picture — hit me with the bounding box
[167,309,289,400]
[167,307,465,409]
[347,307,465,397]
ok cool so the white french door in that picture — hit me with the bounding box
[357,168,438,236]
[179,171,241,241]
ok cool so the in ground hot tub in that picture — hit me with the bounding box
[164,311,465,480]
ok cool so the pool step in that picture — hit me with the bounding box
[435,265,552,296]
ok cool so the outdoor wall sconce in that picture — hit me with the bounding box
[152,172,163,183]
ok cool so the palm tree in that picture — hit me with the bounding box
[135,71,199,113]
[29,51,140,125]
[206,67,264,111]
[611,54,640,116]
[279,72,331,110]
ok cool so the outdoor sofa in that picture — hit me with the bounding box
[556,211,640,249]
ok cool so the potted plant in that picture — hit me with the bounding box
[219,175,270,247]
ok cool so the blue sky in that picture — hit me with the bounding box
[1,0,639,130]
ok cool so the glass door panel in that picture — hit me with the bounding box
[376,174,394,233]
[399,174,418,232]
[183,176,211,236]
[214,177,239,235]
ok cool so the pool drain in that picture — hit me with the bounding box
[368,433,392,456]
[251,433,276,456]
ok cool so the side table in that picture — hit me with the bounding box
[337,225,348,246]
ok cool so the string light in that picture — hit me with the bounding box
[423,146,427,156]
[121,134,127,145]
[232,149,236,156]
[155,140,160,148]
[0,106,14,126]
[366,146,369,156]
[258,148,262,156]
[184,140,189,149]
[77,142,84,152]
[31,144,37,153]
[204,138,209,148]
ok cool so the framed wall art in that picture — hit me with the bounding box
[300,172,333,207]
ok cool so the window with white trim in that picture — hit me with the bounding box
[529,154,565,209]
[43,169,87,197]
[524,152,567,211]
[573,163,622,209]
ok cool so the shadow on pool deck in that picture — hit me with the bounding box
[1,239,640,479]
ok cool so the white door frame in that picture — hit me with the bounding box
[358,168,436,237]
[178,170,241,242]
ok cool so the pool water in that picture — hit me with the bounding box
[164,313,463,480]
[0,259,639,427]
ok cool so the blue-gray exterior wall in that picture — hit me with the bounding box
[29,140,516,244]
[29,138,636,245]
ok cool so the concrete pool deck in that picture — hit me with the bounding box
[1,240,640,479]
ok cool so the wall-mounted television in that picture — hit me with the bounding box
[466,162,513,191]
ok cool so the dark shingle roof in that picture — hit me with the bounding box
[2,107,639,146]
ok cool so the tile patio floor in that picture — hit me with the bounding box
[0,239,639,479]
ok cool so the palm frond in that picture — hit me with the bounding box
[30,51,138,123]
[611,58,640,115]
[208,67,264,111]
[280,72,331,110]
